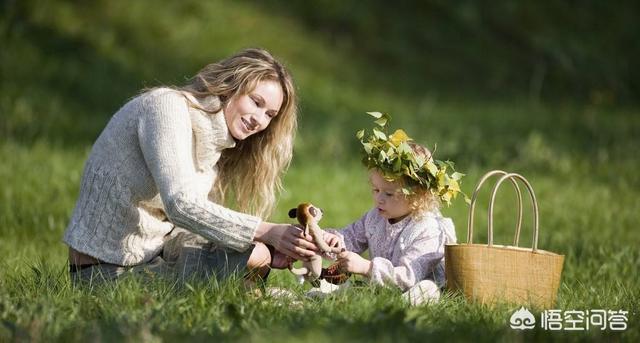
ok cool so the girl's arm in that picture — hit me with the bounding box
[325,211,370,254]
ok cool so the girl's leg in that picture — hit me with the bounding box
[403,280,441,306]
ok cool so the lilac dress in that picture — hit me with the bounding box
[328,208,456,292]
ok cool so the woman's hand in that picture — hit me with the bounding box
[254,222,317,261]
[337,250,372,275]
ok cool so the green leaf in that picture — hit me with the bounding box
[374,117,388,127]
[379,150,388,162]
[451,172,464,180]
[464,194,472,205]
[366,111,383,118]
[362,143,373,154]
[442,160,456,170]
[398,142,412,154]
[373,128,387,140]
[386,147,395,158]
[393,156,402,172]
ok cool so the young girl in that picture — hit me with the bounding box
[324,117,462,305]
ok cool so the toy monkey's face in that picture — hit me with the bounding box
[288,203,323,225]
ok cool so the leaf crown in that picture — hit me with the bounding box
[356,112,468,206]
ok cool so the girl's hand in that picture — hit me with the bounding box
[322,231,342,249]
[337,250,372,275]
[255,222,317,261]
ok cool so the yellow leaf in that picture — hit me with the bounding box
[447,178,461,192]
[389,129,410,147]
[441,191,452,205]
[425,160,438,176]
[436,170,446,188]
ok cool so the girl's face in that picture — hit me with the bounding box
[224,80,284,140]
[369,170,411,222]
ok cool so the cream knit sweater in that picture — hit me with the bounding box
[63,88,261,266]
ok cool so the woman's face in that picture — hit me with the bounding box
[224,80,284,141]
[369,170,411,222]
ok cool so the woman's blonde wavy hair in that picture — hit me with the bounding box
[179,48,297,218]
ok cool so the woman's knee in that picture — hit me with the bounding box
[247,242,272,270]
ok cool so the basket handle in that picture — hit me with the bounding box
[467,170,524,245]
[488,173,539,252]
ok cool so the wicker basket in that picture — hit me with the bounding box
[445,170,564,308]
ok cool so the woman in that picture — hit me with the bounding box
[64,48,318,283]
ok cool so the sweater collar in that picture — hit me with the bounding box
[194,94,236,149]
[209,109,237,149]
[185,93,236,171]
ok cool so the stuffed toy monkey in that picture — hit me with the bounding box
[287,203,345,285]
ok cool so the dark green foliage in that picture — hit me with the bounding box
[257,0,640,102]
[1,1,638,341]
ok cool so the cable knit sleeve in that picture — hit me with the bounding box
[369,217,449,291]
[136,90,260,252]
[326,212,369,254]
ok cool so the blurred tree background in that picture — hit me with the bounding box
[2,0,638,148]
[1,0,639,204]
[260,0,639,102]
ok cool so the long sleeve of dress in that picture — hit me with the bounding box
[137,91,260,252]
[326,213,369,254]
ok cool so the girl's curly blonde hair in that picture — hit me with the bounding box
[179,48,297,218]
[380,142,441,219]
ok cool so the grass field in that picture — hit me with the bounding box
[1,1,639,341]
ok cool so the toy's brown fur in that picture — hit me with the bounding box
[288,203,343,284]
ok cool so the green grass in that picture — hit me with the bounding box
[1,1,639,341]
[2,115,638,341]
